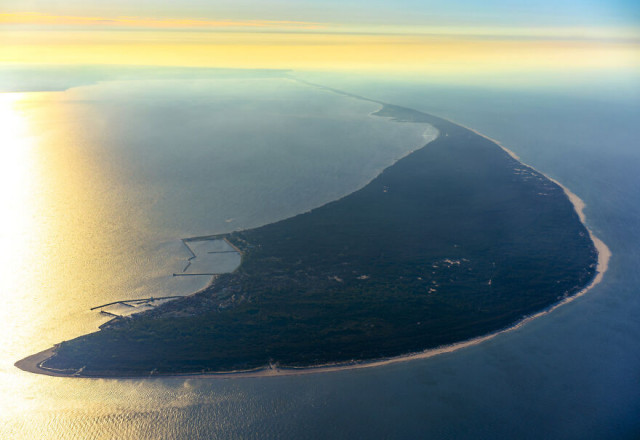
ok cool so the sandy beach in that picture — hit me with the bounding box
[15,119,610,380]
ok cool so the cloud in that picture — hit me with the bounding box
[0,12,324,30]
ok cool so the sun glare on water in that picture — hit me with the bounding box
[0,92,47,423]
[0,93,37,286]
[0,91,135,427]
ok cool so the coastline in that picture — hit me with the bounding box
[15,116,610,380]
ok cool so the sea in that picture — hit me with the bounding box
[1,68,639,439]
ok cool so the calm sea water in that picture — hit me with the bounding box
[1,71,639,439]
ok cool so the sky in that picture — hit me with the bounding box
[1,0,638,78]
[2,0,639,27]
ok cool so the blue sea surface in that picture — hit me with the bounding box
[2,70,639,439]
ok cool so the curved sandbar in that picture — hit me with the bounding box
[16,103,605,378]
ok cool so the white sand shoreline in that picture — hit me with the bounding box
[15,117,610,380]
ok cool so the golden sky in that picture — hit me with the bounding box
[1,11,638,75]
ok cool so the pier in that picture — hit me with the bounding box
[90,296,184,311]
[180,239,197,273]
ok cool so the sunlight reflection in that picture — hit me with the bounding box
[0,93,43,423]
[0,94,36,293]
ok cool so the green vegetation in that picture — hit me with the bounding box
[43,104,597,376]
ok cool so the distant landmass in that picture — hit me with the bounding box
[17,101,599,377]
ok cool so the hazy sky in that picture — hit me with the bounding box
[2,0,639,28]
[1,1,638,78]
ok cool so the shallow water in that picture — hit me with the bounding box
[1,72,639,439]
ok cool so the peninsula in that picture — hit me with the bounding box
[17,103,600,377]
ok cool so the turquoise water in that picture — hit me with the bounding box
[2,70,639,439]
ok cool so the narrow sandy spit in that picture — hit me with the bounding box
[15,119,610,380]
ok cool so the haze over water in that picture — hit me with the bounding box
[1,70,639,439]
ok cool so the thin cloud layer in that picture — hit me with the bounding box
[0,12,324,30]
